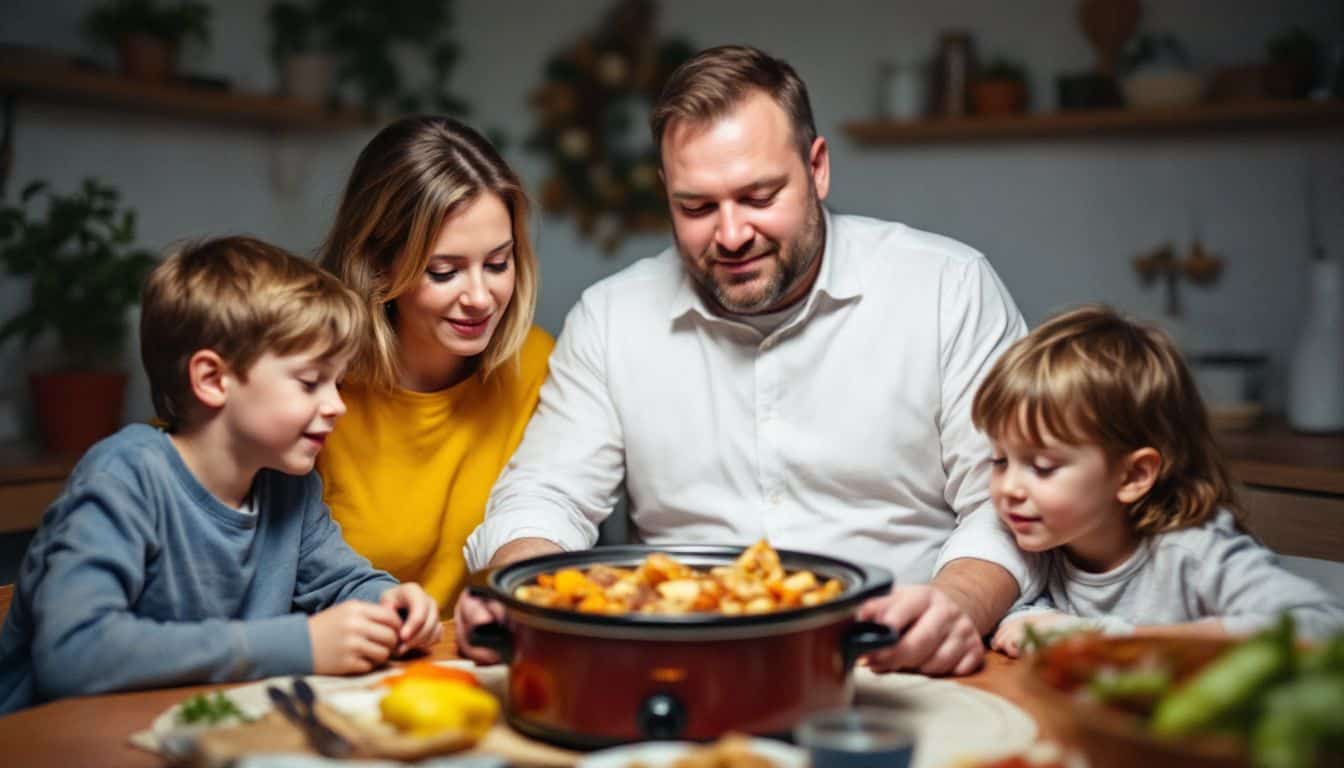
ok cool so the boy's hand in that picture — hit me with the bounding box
[991,611,1073,658]
[380,583,442,656]
[308,601,402,675]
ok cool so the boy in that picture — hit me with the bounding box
[0,236,440,713]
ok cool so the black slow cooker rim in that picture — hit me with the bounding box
[468,544,895,630]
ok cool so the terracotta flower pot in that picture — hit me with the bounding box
[971,79,1027,116]
[30,371,127,455]
[117,34,177,82]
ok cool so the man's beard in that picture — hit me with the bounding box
[679,196,826,315]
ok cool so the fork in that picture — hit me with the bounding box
[265,680,355,758]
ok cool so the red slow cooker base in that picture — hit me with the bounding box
[503,618,858,747]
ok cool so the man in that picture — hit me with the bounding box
[457,45,1033,676]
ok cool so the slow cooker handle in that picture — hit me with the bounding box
[467,622,514,663]
[842,621,898,669]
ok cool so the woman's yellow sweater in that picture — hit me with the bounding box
[317,326,553,612]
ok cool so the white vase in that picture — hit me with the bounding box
[1287,259,1344,432]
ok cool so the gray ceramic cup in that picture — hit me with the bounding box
[794,707,916,768]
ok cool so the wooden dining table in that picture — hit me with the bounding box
[0,622,1070,767]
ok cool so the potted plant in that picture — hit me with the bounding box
[0,179,157,454]
[84,0,211,83]
[316,0,468,116]
[1265,27,1318,100]
[972,58,1029,116]
[268,1,335,105]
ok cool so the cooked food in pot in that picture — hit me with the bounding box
[513,540,844,615]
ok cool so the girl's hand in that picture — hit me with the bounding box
[991,611,1074,658]
[380,583,442,656]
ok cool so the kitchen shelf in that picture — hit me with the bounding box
[0,59,369,131]
[843,99,1344,145]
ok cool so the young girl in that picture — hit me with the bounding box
[316,117,553,612]
[972,305,1344,656]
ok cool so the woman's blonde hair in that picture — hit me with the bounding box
[319,116,538,390]
[971,305,1236,537]
[141,236,366,430]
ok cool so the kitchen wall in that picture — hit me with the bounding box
[3,1,1343,587]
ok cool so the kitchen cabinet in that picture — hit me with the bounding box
[1217,417,1344,562]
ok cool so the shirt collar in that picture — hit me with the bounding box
[667,207,863,323]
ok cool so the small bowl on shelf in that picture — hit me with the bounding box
[1122,71,1204,109]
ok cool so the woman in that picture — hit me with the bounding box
[318,116,553,610]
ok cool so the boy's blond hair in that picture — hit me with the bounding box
[971,305,1236,537]
[318,116,538,391]
[141,236,367,429]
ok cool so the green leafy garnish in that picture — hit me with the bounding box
[176,691,252,726]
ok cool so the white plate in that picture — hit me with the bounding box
[578,737,807,768]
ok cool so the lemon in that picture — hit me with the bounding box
[380,678,500,739]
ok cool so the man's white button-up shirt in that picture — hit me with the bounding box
[467,211,1034,592]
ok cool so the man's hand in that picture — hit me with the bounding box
[308,600,402,675]
[453,591,508,664]
[856,586,984,676]
[379,583,442,656]
[454,537,562,664]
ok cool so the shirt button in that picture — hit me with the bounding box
[769,493,783,506]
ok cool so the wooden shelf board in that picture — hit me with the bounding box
[0,62,369,131]
[843,100,1344,144]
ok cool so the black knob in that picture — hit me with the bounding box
[637,693,687,740]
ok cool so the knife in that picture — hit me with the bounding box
[265,681,355,758]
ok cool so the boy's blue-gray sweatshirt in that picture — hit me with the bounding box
[0,424,398,713]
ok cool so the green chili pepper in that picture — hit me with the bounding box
[1299,633,1344,677]
[1088,667,1172,706]
[1151,616,1294,737]
[1250,675,1344,768]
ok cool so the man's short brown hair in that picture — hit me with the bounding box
[140,236,366,429]
[650,44,817,163]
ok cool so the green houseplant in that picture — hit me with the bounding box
[0,179,157,453]
[315,0,468,115]
[84,0,211,82]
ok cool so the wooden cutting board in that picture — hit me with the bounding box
[187,705,578,767]
[134,664,579,767]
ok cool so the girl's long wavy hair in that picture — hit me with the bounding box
[319,116,538,391]
[972,305,1237,537]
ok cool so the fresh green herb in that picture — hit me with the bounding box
[175,691,252,726]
